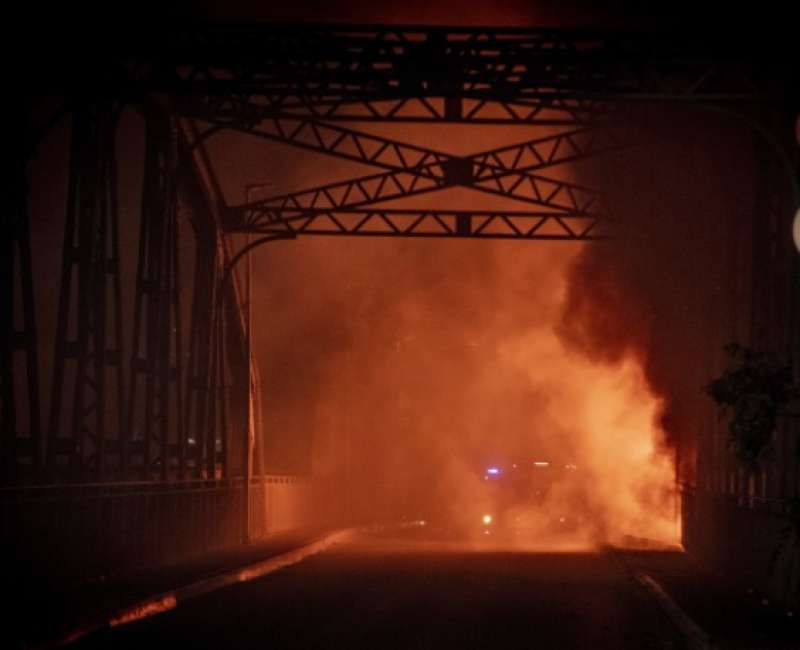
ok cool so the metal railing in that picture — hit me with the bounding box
[680,484,795,605]
[1,476,308,584]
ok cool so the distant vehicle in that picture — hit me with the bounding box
[476,460,582,539]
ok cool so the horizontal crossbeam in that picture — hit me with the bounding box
[98,25,794,105]
[224,126,612,231]
[209,118,619,182]
[223,207,605,240]
[227,165,603,231]
[177,94,606,125]
[211,113,453,174]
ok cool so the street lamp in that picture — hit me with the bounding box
[177,121,289,544]
[241,182,274,543]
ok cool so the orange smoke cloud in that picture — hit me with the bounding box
[276,237,678,548]
[427,241,679,549]
[232,117,681,548]
[500,323,677,546]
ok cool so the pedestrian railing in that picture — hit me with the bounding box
[1,475,308,584]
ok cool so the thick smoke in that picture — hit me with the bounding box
[221,117,684,547]
[26,3,780,550]
[179,7,773,550]
[558,109,761,484]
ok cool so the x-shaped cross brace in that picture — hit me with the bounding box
[220,115,620,240]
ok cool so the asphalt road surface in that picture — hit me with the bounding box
[73,528,687,649]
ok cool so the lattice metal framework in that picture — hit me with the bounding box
[3,122,42,483]
[126,108,186,481]
[223,124,616,237]
[10,22,796,485]
[95,25,794,105]
[47,103,126,480]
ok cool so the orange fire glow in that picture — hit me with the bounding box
[239,120,680,550]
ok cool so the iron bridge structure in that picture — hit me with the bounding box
[3,22,798,576]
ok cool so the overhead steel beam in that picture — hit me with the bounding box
[86,25,793,106]
[14,20,795,494]
[223,207,604,240]
[226,165,602,232]
[207,97,616,239]
[176,94,605,125]
[206,116,619,181]
[220,113,453,175]
[29,25,795,112]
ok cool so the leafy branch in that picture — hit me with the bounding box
[704,343,799,469]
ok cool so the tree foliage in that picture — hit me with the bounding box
[704,343,798,469]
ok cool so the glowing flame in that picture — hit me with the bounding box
[497,326,678,547]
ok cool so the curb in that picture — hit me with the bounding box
[33,520,425,649]
[605,546,715,650]
[34,528,356,649]
[635,572,715,650]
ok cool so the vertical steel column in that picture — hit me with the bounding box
[174,124,232,484]
[127,108,185,481]
[184,249,219,478]
[182,177,221,479]
[242,234,253,543]
[47,103,125,481]
[2,127,42,483]
[215,287,230,479]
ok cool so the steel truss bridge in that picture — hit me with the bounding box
[4,23,798,503]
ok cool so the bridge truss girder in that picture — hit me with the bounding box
[219,117,619,182]
[3,122,42,483]
[179,94,606,126]
[11,22,797,485]
[104,25,793,106]
[221,121,614,234]
[231,207,603,240]
[47,103,126,481]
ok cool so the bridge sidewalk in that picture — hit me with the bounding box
[11,527,336,650]
[612,542,798,650]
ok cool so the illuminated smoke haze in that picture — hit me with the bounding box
[189,1,782,550]
[222,118,681,548]
[178,0,767,550]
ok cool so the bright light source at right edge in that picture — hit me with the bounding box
[793,208,800,254]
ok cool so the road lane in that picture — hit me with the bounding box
[73,529,687,649]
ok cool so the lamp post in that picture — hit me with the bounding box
[241,182,274,543]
